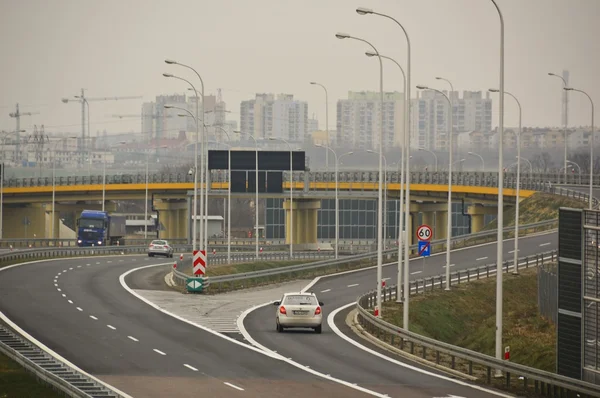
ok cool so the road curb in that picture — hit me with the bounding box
[346,308,478,382]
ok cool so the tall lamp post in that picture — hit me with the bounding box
[336,31,385,316]
[165,104,201,246]
[310,82,330,171]
[214,126,235,264]
[565,87,594,209]
[367,150,388,241]
[491,88,521,275]
[163,61,205,264]
[416,85,453,291]
[315,145,353,259]
[468,151,485,171]
[269,137,295,259]
[548,72,568,181]
[365,50,407,304]
[356,6,413,328]
[235,131,259,259]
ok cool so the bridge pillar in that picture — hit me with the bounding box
[154,199,188,240]
[283,199,321,249]
[467,205,497,233]
[435,211,448,240]
[422,211,434,231]
[2,203,50,239]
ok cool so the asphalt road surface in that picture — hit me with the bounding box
[0,255,383,398]
[243,231,557,398]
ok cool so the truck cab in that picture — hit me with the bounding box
[76,210,126,247]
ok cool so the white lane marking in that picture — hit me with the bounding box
[382,277,391,281]
[69,267,73,270]
[96,262,100,265]
[127,336,139,342]
[320,289,331,293]
[57,272,61,276]
[540,242,551,247]
[410,271,422,275]
[107,325,116,330]
[76,307,83,311]
[90,315,98,320]
[61,294,66,297]
[153,349,166,356]
[107,261,112,263]
[63,270,67,272]
[86,264,91,266]
[77,265,82,268]
[184,364,198,371]
[476,257,488,261]
[347,283,359,288]
[123,264,383,397]
[53,280,57,283]
[68,300,73,304]
[443,264,455,268]
[119,260,124,262]
[327,303,514,398]
[224,382,244,391]
[238,303,389,397]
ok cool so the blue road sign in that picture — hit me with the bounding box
[418,240,431,257]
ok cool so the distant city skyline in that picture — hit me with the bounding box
[1,0,598,139]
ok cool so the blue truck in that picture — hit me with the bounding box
[76,210,126,247]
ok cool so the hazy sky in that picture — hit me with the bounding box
[1,0,598,138]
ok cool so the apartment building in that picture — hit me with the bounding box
[240,94,308,143]
[336,91,405,150]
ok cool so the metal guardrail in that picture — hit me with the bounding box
[355,249,600,397]
[0,323,121,398]
[169,219,558,289]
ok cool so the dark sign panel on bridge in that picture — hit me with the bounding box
[208,150,306,171]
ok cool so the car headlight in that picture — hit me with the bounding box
[77,240,82,243]
[97,241,102,245]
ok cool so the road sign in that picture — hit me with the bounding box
[418,241,431,257]
[186,278,204,293]
[193,250,206,276]
[416,224,433,241]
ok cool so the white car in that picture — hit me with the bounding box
[273,292,324,334]
[148,240,174,258]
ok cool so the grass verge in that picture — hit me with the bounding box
[380,266,555,373]
[0,351,64,398]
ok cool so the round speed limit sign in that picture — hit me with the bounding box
[416,225,433,241]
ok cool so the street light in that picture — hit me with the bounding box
[269,137,294,259]
[310,82,330,170]
[235,131,259,259]
[548,72,568,180]
[164,60,206,265]
[314,145,353,259]
[336,31,385,316]
[467,151,485,171]
[567,160,582,184]
[357,6,413,327]
[166,104,201,246]
[365,50,407,304]
[418,147,438,171]
[417,85,453,291]
[490,88,522,275]
[565,87,595,209]
[490,0,506,373]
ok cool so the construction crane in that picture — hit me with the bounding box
[61,89,142,162]
[27,125,49,168]
[9,103,39,163]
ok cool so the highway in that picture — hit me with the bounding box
[0,255,387,397]
[242,231,558,398]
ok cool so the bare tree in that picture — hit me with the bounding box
[531,152,553,173]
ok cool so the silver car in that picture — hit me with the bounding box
[273,292,324,334]
[148,240,174,258]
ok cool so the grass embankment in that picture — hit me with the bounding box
[0,351,64,398]
[483,192,586,231]
[381,267,555,373]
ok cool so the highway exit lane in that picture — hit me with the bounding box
[243,232,557,397]
[0,255,379,398]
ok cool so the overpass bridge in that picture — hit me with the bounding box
[0,170,589,243]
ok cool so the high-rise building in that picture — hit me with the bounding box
[336,91,405,150]
[239,93,308,143]
[141,94,193,140]
[411,90,492,151]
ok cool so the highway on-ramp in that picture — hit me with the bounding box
[242,231,558,398]
[0,254,387,398]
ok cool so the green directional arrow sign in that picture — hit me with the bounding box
[186,278,204,293]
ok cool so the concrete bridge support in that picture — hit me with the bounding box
[154,199,188,240]
[2,203,49,239]
[467,204,498,233]
[284,199,321,249]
